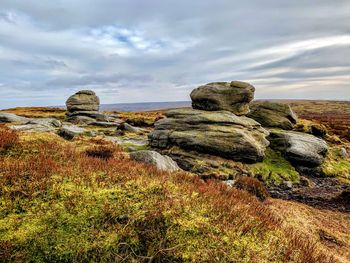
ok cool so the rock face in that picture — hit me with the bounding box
[149,109,269,163]
[130,150,180,172]
[268,130,328,167]
[190,81,255,115]
[248,101,298,130]
[66,90,100,112]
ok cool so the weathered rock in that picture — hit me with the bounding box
[149,109,269,163]
[66,90,100,112]
[130,150,180,172]
[248,101,298,130]
[67,115,95,125]
[67,111,109,122]
[268,130,328,167]
[58,125,86,140]
[91,121,122,127]
[28,118,62,128]
[190,81,255,115]
[339,147,349,159]
[119,123,146,134]
[0,112,29,123]
[10,124,56,132]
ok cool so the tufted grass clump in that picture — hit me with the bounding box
[0,131,332,262]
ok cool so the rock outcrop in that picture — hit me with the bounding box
[66,90,112,124]
[190,81,255,115]
[130,150,180,172]
[268,130,328,167]
[58,125,86,140]
[149,109,269,163]
[248,101,298,130]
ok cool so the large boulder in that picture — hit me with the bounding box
[268,130,328,167]
[248,101,298,130]
[130,150,180,172]
[190,81,255,115]
[66,90,100,112]
[149,109,269,163]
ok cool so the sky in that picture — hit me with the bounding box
[0,0,350,109]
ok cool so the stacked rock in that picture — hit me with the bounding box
[66,90,109,124]
[149,81,270,163]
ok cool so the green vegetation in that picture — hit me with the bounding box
[321,147,350,182]
[247,149,300,186]
[0,127,330,262]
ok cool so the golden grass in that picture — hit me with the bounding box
[1,107,66,119]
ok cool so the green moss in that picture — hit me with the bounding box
[321,147,350,181]
[247,148,300,185]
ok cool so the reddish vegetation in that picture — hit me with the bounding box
[0,125,19,152]
[235,176,270,201]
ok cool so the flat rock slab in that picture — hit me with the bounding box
[0,112,29,123]
[91,121,123,127]
[10,124,56,132]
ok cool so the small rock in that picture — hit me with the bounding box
[283,181,293,189]
[85,131,97,137]
[224,180,236,187]
[119,123,146,134]
[59,125,85,140]
[129,150,180,172]
[339,147,349,159]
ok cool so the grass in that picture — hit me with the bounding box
[1,107,66,120]
[247,149,300,186]
[0,127,332,262]
[321,147,350,182]
[116,111,164,127]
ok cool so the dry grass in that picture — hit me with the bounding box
[0,129,334,262]
[235,176,270,201]
[275,100,350,141]
[116,111,164,127]
[269,199,350,263]
[1,107,66,119]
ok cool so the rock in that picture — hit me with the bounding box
[310,123,327,138]
[10,124,56,132]
[66,90,100,112]
[67,111,109,122]
[0,112,29,123]
[268,130,328,167]
[339,147,349,159]
[119,123,146,134]
[190,81,255,115]
[248,101,298,130]
[149,108,269,163]
[67,115,95,125]
[90,121,122,127]
[28,118,62,128]
[58,125,86,140]
[129,150,180,172]
[85,131,97,137]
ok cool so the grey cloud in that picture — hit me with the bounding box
[0,0,350,108]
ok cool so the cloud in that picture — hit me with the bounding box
[0,0,350,109]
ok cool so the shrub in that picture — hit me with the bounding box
[0,125,19,152]
[234,176,270,201]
